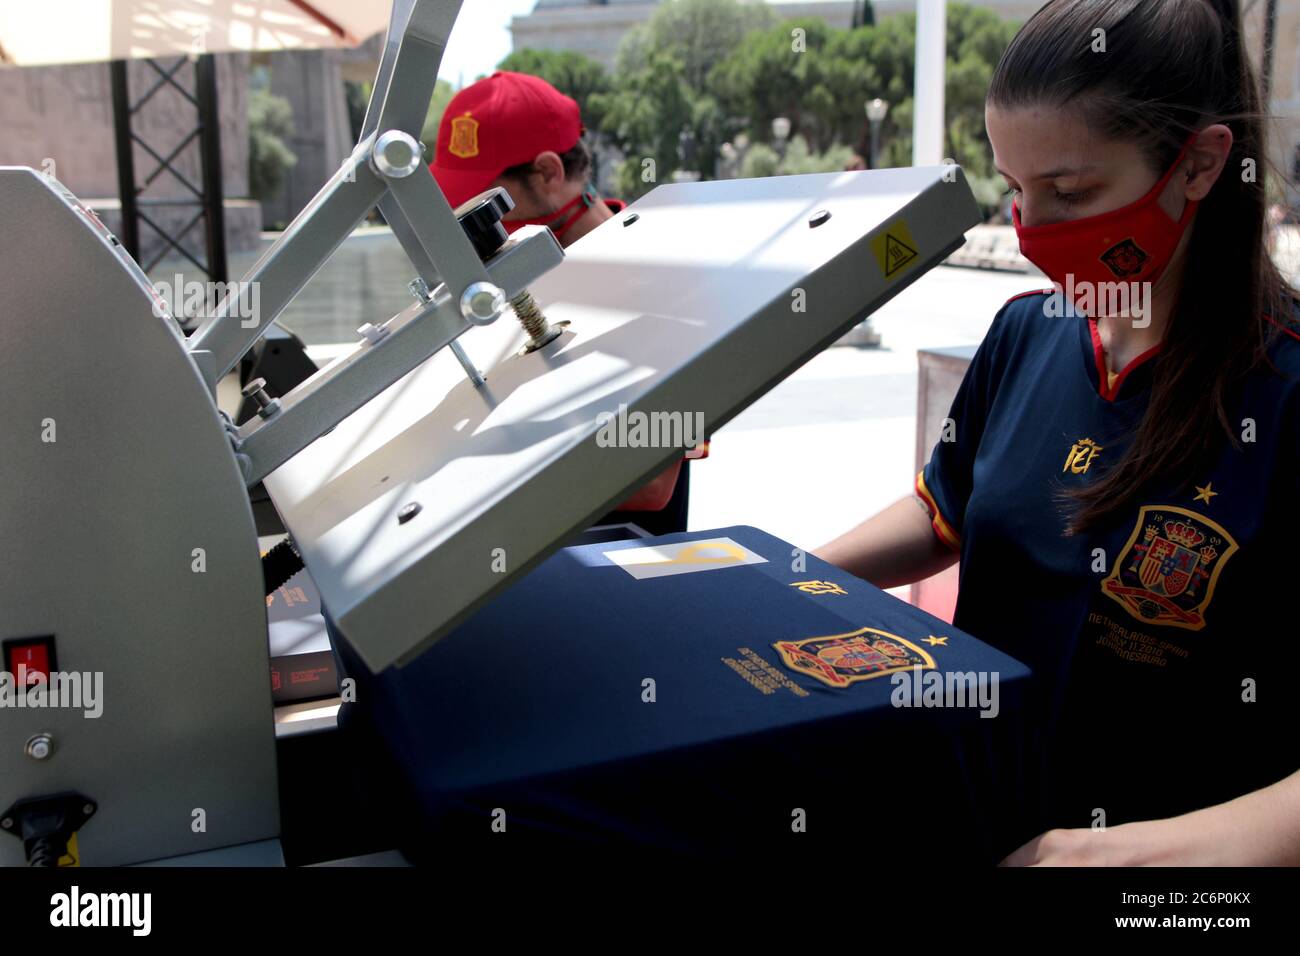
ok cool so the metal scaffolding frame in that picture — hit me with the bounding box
[109,53,228,291]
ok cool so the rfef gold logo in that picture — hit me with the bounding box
[448,112,480,159]
[1063,437,1103,474]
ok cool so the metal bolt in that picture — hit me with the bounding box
[408,277,432,302]
[83,803,95,816]
[371,130,422,179]
[412,277,484,386]
[449,341,485,387]
[357,322,389,345]
[397,502,422,524]
[1,818,11,830]
[512,290,562,352]
[242,378,280,419]
[242,377,270,403]
[24,733,53,761]
[809,209,832,228]
[460,281,506,326]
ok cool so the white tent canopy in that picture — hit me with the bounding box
[0,0,394,66]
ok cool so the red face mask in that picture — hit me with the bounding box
[503,185,598,240]
[1011,133,1200,314]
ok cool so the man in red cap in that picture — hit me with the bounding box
[430,70,623,246]
[430,71,704,535]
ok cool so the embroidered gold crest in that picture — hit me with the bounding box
[773,627,935,688]
[448,112,479,159]
[1100,505,1238,630]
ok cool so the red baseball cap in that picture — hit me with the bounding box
[430,71,584,210]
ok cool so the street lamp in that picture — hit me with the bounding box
[771,115,791,161]
[839,98,890,350]
[719,141,737,178]
[865,98,889,169]
[673,127,700,183]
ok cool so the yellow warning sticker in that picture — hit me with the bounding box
[871,219,920,280]
[58,832,79,867]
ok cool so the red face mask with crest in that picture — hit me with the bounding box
[1011,133,1200,312]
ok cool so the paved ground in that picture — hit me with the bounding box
[691,264,1037,553]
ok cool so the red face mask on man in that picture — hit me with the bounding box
[1011,132,1200,314]
[502,185,599,240]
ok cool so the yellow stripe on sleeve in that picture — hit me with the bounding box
[915,470,962,552]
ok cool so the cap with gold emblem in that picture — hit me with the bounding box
[429,70,584,210]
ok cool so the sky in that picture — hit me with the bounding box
[434,0,832,88]
[436,0,541,87]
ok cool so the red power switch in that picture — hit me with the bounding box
[4,637,55,686]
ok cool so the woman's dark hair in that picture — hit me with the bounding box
[989,0,1297,535]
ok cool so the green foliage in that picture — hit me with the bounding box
[942,4,1018,182]
[344,80,370,142]
[739,135,854,179]
[248,87,297,202]
[739,142,780,180]
[966,172,1011,211]
[616,0,774,89]
[712,4,1015,186]
[711,19,835,153]
[591,0,774,198]
[496,48,611,128]
[419,78,458,152]
[489,0,1018,213]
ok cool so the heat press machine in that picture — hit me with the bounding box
[0,0,1025,866]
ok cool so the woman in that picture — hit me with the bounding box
[819,0,1300,865]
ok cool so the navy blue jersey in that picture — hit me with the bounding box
[918,288,1300,836]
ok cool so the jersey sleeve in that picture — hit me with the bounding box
[916,297,1024,551]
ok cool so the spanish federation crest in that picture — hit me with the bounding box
[448,112,479,159]
[1101,505,1239,630]
[1099,237,1149,278]
[773,627,935,689]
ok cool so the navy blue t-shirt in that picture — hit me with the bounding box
[918,288,1300,835]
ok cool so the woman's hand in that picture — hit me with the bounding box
[999,820,1196,866]
[1002,769,1300,866]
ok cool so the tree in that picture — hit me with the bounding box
[496,48,611,128]
[942,3,1019,199]
[707,3,1017,212]
[419,78,458,152]
[590,0,773,196]
[616,0,774,90]
[739,135,855,179]
[711,18,854,155]
[487,0,1019,215]
[248,87,297,203]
